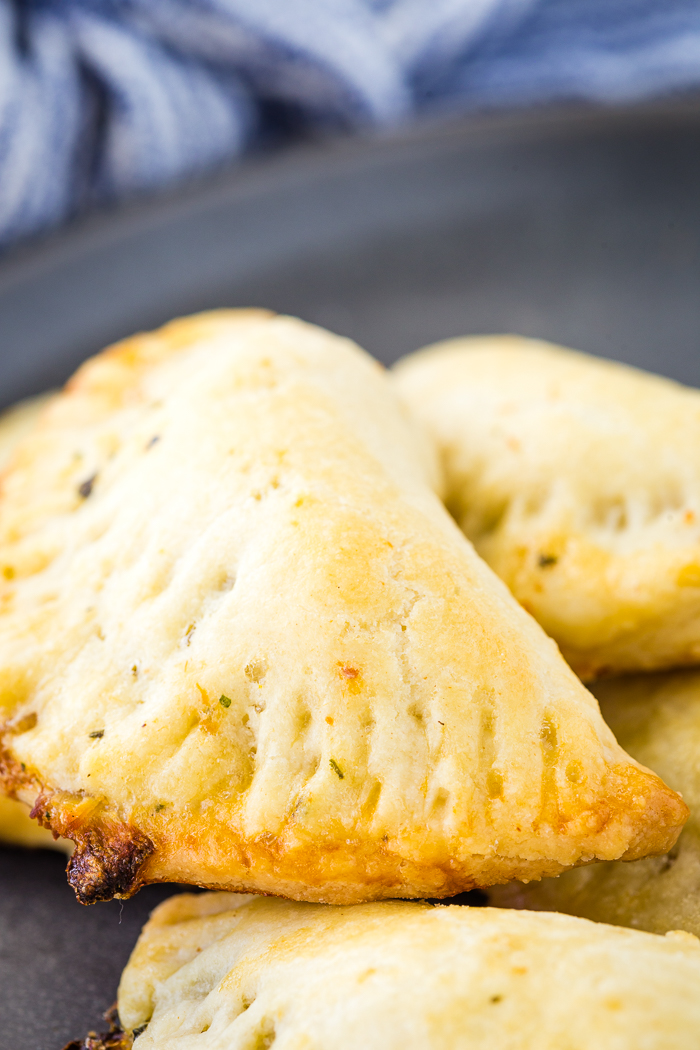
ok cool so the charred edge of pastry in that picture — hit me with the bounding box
[62,1006,134,1050]
[30,794,156,905]
[2,741,153,898]
[66,822,155,906]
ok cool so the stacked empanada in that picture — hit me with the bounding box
[394,336,700,679]
[394,333,700,947]
[2,317,698,1048]
[116,893,700,1049]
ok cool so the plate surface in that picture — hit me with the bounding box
[1,99,700,1048]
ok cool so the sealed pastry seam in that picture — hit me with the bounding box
[490,668,700,937]
[0,311,686,903]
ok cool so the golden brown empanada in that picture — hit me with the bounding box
[118,893,700,1048]
[491,669,700,935]
[0,312,685,904]
[393,335,700,678]
[0,393,68,851]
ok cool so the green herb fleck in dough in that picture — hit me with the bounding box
[219,695,232,708]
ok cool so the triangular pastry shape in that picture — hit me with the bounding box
[0,312,685,904]
[393,335,700,678]
[0,393,67,850]
[491,669,700,936]
[118,894,700,1048]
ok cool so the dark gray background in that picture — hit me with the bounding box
[1,99,700,1047]
[2,98,700,412]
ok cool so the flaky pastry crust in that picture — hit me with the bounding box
[0,313,685,903]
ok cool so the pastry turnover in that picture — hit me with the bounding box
[0,393,67,850]
[491,670,700,936]
[118,893,700,1048]
[0,312,685,905]
[393,335,700,678]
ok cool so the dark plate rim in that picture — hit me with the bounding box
[3,93,700,297]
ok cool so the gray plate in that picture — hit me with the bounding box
[1,99,700,1048]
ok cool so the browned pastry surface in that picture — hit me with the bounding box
[0,312,685,903]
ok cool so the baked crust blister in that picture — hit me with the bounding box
[0,311,685,903]
[491,669,700,936]
[393,335,700,679]
[116,893,700,1048]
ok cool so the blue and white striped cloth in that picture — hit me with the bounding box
[3,0,700,248]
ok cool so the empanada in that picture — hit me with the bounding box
[0,393,67,850]
[118,893,700,1048]
[393,336,700,678]
[0,312,685,905]
[491,670,700,936]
